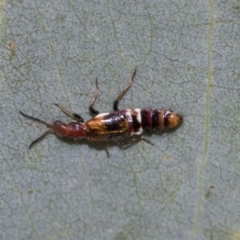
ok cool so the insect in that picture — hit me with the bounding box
[19,69,183,156]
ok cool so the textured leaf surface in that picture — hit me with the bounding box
[1,1,240,239]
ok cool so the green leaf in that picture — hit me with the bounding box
[1,1,240,239]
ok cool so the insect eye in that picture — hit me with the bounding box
[54,120,61,126]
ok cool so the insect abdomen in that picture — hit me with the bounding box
[140,109,182,131]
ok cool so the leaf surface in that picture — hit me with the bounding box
[0,1,240,239]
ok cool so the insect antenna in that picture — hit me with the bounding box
[19,111,54,148]
[28,129,54,149]
[19,111,52,128]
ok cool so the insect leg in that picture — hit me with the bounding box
[53,103,84,122]
[88,136,110,157]
[118,136,154,148]
[113,69,137,111]
[105,148,110,158]
[89,78,100,115]
[141,137,154,146]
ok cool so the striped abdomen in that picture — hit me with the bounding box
[128,108,183,135]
